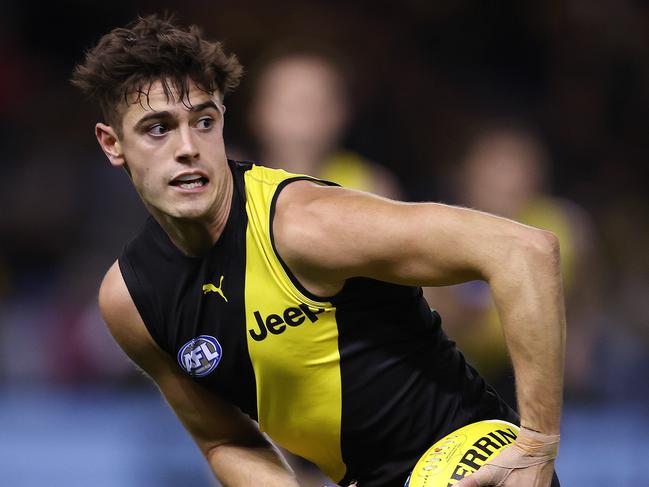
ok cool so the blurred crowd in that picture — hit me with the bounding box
[1,0,647,421]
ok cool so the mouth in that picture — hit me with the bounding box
[169,173,210,191]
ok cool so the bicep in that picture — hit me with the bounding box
[278,186,546,288]
[356,201,526,286]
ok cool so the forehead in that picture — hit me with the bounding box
[121,79,219,126]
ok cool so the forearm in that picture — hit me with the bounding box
[207,442,301,487]
[489,231,566,434]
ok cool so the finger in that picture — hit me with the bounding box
[454,478,480,487]
[454,466,497,487]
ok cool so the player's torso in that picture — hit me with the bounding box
[120,162,351,479]
[119,161,492,486]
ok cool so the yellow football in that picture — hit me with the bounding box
[405,420,520,486]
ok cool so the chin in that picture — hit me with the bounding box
[171,204,213,221]
[147,189,217,222]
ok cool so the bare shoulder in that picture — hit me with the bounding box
[276,179,391,230]
[274,179,401,250]
[98,260,167,374]
[272,181,399,293]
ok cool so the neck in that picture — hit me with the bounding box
[151,170,234,257]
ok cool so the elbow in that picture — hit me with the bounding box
[203,436,272,462]
[521,228,561,272]
[486,228,563,294]
[531,228,560,260]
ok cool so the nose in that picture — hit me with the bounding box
[174,125,199,163]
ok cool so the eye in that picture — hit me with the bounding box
[196,117,214,130]
[148,123,169,137]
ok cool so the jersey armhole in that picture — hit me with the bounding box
[268,176,341,304]
[118,252,168,353]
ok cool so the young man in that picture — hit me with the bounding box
[73,14,564,487]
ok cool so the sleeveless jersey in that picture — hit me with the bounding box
[118,160,515,487]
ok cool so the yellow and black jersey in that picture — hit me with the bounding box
[119,160,516,487]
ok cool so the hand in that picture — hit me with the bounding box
[455,427,560,487]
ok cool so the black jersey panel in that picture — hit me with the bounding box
[333,279,502,487]
[119,225,168,351]
[118,160,258,418]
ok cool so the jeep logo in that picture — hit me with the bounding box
[249,304,325,341]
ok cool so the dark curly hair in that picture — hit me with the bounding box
[71,14,243,136]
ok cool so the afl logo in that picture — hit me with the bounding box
[177,335,222,377]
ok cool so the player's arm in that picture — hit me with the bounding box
[98,261,300,487]
[275,183,565,436]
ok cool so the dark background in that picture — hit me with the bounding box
[0,1,648,485]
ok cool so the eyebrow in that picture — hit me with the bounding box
[133,100,221,131]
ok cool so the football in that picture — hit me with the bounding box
[405,420,520,486]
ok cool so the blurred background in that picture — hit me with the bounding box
[1,0,647,485]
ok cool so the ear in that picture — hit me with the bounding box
[95,123,126,167]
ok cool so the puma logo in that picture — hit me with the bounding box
[202,275,228,302]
